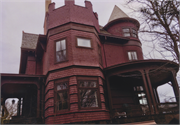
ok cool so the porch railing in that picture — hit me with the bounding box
[157,102,179,114]
[112,102,179,119]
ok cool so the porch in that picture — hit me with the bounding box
[1,74,45,124]
[104,60,179,124]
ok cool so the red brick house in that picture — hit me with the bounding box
[1,0,179,124]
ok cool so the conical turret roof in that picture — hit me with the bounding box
[108,5,129,23]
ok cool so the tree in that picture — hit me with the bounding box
[127,0,180,63]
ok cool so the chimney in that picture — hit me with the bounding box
[45,0,51,12]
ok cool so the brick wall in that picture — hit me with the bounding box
[44,69,110,124]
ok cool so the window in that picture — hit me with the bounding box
[98,44,103,65]
[134,86,147,105]
[55,39,66,62]
[78,78,99,109]
[128,51,138,61]
[122,28,130,37]
[122,28,138,38]
[132,29,137,37]
[77,37,91,48]
[55,80,68,111]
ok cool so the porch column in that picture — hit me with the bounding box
[170,70,179,102]
[154,87,160,103]
[140,70,154,115]
[105,76,113,117]
[17,98,21,116]
[145,70,159,114]
[37,88,40,118]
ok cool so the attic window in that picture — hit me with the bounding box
[77,38,91,48]
[122,28,130,37]
[123,28,138,38]
[132,29,137,37]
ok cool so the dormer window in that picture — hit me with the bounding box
[128,51,138,61]
[122,28,131,37]
[123,28,138,38]
[77,37,91,48]
[132,29,137,38]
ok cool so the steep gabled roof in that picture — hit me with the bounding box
[108,5,129,23]
[21,32,39,50]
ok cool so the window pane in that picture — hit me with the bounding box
[61,39,66,50]
[124,33,131,37]
[56,50,66,62]
[128,52,132,60]
[123,28,130,32]
[56,41,61,51]
[128,51,137,61]
[57,82,68,90]
[132,29,137,34]
[79,89,98,108]
[57,91,68,110]
[77,38,91,47]
[56,40,66,62]
[79,81,97,87]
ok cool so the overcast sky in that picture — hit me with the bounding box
[0,0,178,102]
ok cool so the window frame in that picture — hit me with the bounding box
[127,51,138,61]
[77,77,101,110]
[54,38,67,64]
[76,36,92,49]
[54,78,69,113]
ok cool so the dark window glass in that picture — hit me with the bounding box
[56,39,66,62]
[79,89,98,108]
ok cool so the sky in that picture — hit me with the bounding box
[0,0,178,102]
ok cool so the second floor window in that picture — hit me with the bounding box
[77,37,91,48]
[56,39,66,63]
[128,51,138,61]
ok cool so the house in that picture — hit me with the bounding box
[1,0,179,124]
